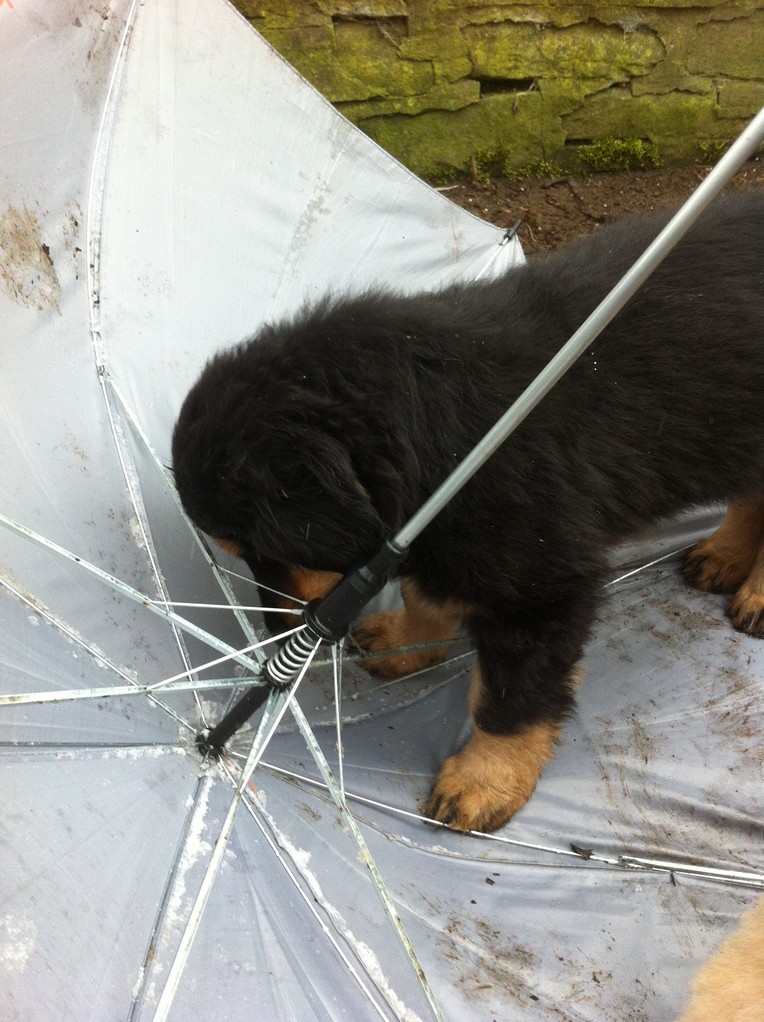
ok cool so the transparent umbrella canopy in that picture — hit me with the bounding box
[1,3,762,1021]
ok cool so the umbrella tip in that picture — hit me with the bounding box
[195,729,221,759]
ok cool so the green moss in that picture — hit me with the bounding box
[538,23,665,79]
[338,79,479,122]
[471,143,512,184]
[269,18,433,103]
[576,136,662,172]
[697,140,728,164]
[241,2,764,177]
[505,158,564,181]
[425,164,459,186]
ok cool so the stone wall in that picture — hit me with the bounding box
[234,2,764,177]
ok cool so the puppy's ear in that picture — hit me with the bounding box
[298,427,375,510]
[291,425,389,551]
[232,423,389,572]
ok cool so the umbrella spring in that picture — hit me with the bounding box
[199,626,322,753]
[264,626,324,688]
[201,539,407,752]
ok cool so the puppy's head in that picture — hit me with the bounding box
[171,351,389,578]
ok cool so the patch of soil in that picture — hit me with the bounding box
[441,159,764,254]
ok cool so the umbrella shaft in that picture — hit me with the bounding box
[200,629,315,750]
[200,684,271,752]
[201,540,407,750]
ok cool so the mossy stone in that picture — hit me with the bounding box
[464,20,664,80]
[360,92,545,177]
[538,23,664,78]
[562,88,721,162]
[688,11,764,78]
[272,19,434,103]
[716,80,764,120]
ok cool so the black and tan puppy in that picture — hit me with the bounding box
[173,191,764,833]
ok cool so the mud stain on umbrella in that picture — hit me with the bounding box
[0,203,61,313]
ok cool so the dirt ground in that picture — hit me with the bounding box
[439,158,764,254]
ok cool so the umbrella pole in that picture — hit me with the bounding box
[201,102,764,753]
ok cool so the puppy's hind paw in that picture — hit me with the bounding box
[682,541,749,595]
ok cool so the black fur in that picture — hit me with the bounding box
[173,191,764,741]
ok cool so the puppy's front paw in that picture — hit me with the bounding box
[424,753,530,833]
[682,541,749,595]
[353,611,449,679]
[727,584,764,637]
[423,723,560,833]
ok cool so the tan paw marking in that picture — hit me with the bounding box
[354,610,450,678]
[727,583,764,638]
[424,721,560,833]
[353,578,466,679]
[683,494,764,596]
[683,540,751,595]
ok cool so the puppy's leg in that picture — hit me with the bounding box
[354,577,464,678]
[683,492,764,596]
[677,897,764,1022]
[424,667,582,832]
[425,594,593,833]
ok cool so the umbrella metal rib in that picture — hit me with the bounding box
[106,375,278,645]
[0,512,267,680]
[151,634,323,1022]
[236,776,396,1022]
